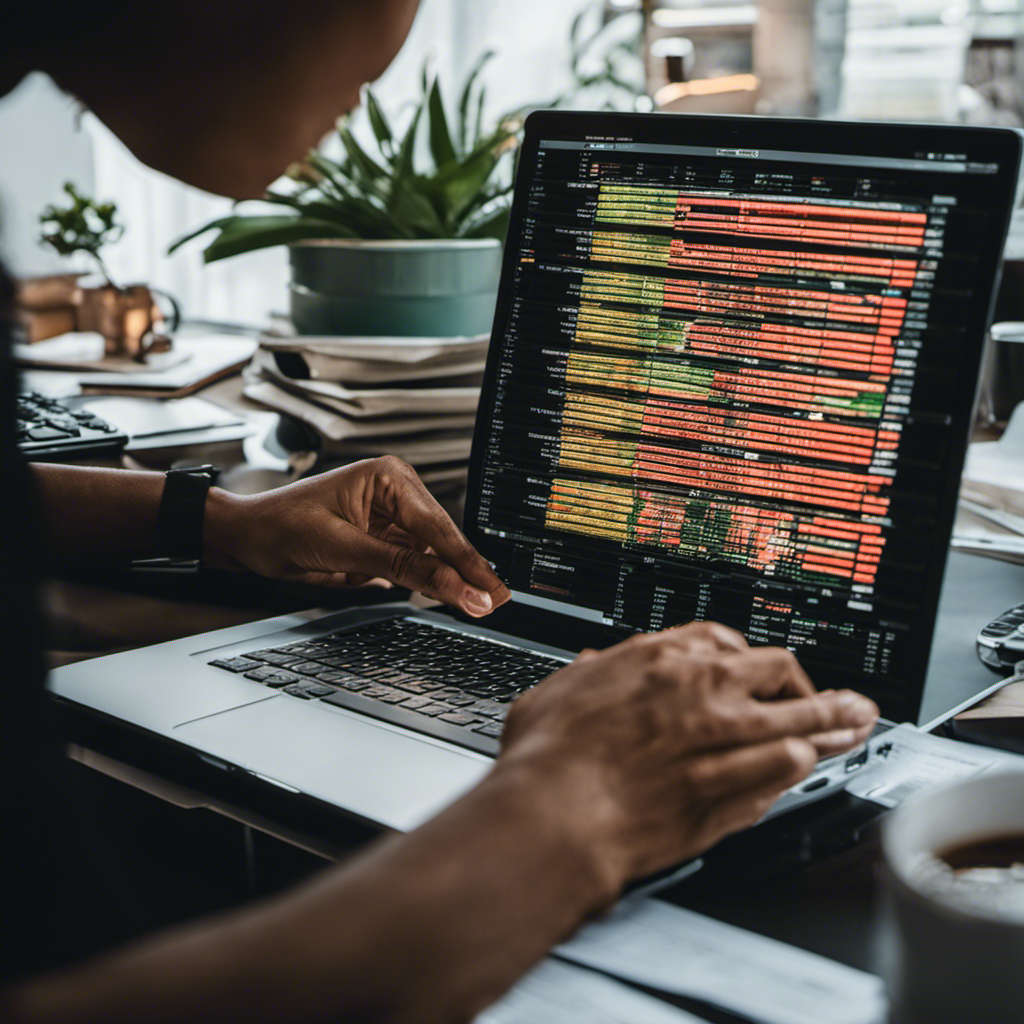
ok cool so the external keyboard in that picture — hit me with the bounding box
[17,391,128,462]
[208,616,570,754]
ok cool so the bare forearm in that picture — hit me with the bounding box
[32,464,166,567]
[4,764,616,1024]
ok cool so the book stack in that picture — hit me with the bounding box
[15,274,82,343]
[242,332,488,497]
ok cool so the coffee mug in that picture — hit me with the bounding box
[882,770,1024,1024]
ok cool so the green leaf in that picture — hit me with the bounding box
[365,89,394,155]
[427,78,457,169]
[167,214,246,255]
[462,204,511,242]
[474,86,487,146]
[392,101,424,186]
[338,127,389,185]
[458,49,494,155]
[200,216,358,262]
[389,185,447,236]
[172,54,517,254]
[431,144,503,225]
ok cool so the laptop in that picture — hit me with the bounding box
[49,111,1021,837]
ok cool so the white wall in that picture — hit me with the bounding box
[0,72,95,277]
[0,0,587,324]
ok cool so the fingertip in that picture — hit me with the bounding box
[781,736,817,778]
[833,690,879,726]
[462,588,493,617]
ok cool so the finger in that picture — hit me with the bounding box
[703,690,879,750]
[353,532,498,617]
[666,620,749,653]
[721,647,817,700]
[807,720,875,758]
[375,458,511,611]
[381,523,431,554]
[609,621,748,660]
[700,746,818,839]
[686,736,817,803]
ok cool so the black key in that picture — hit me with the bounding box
[209,656,262,673]
[338,678,370,692]
[360,668,395,679]
[27,426,71,441]
[278,643,320,656]
[438,712,481,726]
[411,702,447,717]
[316,655,356,669]
[317,670,359,683]
[45,420,80,435]
[466,700,505,719]
[395,680,444,695]
[400,696,435,710]
[376,691,409,704]
[302,685,336,697]
[444,696,477,707]
[473,722,505,738]
[434,688,464,700]
[282,685,313,699]
[245,668,301,688]
[247,651,299,666]
[243,666,285,682]
[361,686,396,699]
[287,659,324,674]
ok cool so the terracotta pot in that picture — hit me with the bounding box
[75,283,167,358]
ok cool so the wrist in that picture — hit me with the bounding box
[202,487,246,567]
[483,754,630,912]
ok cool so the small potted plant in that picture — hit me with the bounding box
[39,183,176,358]
[171,57,517,338]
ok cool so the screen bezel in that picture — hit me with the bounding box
[463,110,1022,721]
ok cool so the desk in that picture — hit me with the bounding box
[57,548,1024,1024]
[921,549,1024,723]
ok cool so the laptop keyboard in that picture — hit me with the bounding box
[208,617,570,755]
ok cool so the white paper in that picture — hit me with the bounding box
[846,723,1024,808]
[76,336,256,389]
[556,898,886,1024]
[476,959,710,1024]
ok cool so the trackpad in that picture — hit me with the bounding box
[175,696,492,831]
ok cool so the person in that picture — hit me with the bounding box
[0,2,879,1020]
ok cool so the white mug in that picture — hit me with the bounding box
[882,770,1024,1024]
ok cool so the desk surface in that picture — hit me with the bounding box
[65,549,1024,1024]
[650,549,1024,1022]
[921,549,1024,723]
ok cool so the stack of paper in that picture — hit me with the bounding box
[14,333,258,399]
[243,331,487,491]
[954,404,1024,564]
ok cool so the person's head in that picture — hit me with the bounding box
[3,0,421,197]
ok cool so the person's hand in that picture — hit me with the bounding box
[494,622,879,893]
[204,456,511,617]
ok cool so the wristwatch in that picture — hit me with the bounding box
[131,464,220,572]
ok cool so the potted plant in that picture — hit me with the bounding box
[171,58,517,338]
[39,183,176,357]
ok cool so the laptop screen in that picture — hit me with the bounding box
[464,111,1021,722]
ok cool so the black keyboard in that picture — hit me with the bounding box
[208,617,570,754]
[17,391,128,462]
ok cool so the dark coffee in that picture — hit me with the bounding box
[941,834,1024,872]
[908,832,1024,921]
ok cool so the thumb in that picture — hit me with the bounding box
[357,532,496,617]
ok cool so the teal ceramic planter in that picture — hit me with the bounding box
[289,238,503,337]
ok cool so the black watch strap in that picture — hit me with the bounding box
[132,464,219,572]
